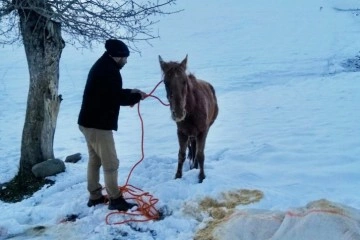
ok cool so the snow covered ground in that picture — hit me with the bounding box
[1,0,360,239]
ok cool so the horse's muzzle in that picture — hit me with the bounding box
[172,109,186,122]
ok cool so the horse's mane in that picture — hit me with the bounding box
[163,62,198,87]
[162,61,182,76]
[188,73,196,80]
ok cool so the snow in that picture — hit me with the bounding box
[1,0,360,239]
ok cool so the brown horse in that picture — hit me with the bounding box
[159,55,219,183]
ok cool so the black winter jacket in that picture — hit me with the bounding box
[78,52,142,131]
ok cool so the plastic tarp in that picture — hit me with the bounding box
[212,199,360,240]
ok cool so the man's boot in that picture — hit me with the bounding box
[108,196,137,211]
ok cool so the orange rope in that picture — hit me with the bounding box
[105,80,169,225]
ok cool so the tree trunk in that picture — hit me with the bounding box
[17,2,65,176]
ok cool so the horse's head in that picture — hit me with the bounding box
[159,55,189,122]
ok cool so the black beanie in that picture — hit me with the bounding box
[105,39,130,57]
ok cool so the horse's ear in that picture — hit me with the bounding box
[180,54,188,70]
[159,55,166,71]
[159,55,164,64]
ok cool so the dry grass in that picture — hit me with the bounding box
[182,189,264,240]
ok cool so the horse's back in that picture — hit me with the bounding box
[194,78,218,126]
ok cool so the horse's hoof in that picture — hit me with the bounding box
[175,173,182,179]
[198,175,205,183]
[189,161,194,170]
[189,160,199,170]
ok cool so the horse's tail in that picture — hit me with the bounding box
[187,137,196,162]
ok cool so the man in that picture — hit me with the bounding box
[78,39,147,211]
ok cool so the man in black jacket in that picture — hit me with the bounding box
[78,39,146,211]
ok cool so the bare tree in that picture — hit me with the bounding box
[0,0,178,178]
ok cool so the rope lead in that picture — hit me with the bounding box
[105,80,169,225]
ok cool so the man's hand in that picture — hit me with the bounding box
[132,89,147,100]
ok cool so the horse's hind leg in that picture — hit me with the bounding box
[196,131,208,183]
[188,137,197,169]
[175,130,188,179]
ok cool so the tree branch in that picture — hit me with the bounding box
[0,0,15,17]
[0,0,181,50]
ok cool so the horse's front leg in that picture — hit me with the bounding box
[196,131,208,183]
[175,130,188,179]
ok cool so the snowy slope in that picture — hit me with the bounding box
[1,0,360,239]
